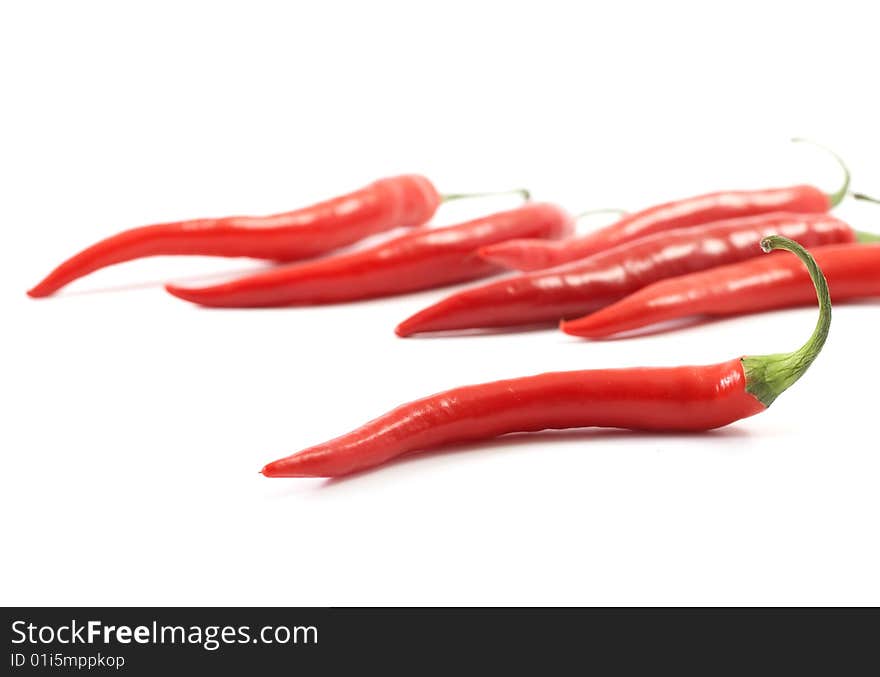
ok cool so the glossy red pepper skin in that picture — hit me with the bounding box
[164,203,573,307]
[395,212,853,336]
[561,243,880,338]
[480,186,832,271]
[27,175,441,297]
[261,359,765,477]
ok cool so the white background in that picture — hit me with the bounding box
[2,1,879,606]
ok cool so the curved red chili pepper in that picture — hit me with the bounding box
[480,140,851,271]
[165,203,572,307]
[262,236,829,478]
[27,177,528,297]
[262,360,765,477]
[561,242,880,339]
[395,212,862,336]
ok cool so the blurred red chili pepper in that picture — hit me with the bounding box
[561,242,880,339]
[480,139,851,271]
[28,177,528,297]
[396,212,868,336]
[165,203,572,307]
[262,236,829,478]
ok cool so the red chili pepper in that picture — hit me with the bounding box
[395,212,867,336]
[163,203,572,307]
[262,236,829,478]
[561,242,880,339]
[27,177,528,297]
[480,139,851,271]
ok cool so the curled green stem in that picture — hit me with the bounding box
[791,138,850,208]
[441,188,531,204]
[741,235,831,408]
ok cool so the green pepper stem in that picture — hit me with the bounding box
[791,138,850,208]
[741,235,832,408]
[852,192,880,205]
[855,230,880,243]
[441,188,531,204]
[574,208,628,221]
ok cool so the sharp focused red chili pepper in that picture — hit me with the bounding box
[395,212,868,336]
[479,139,851,271]
[561,242,880,339]
[27,176,528,297]
[163,203,572,307]
[262,236,830,478]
